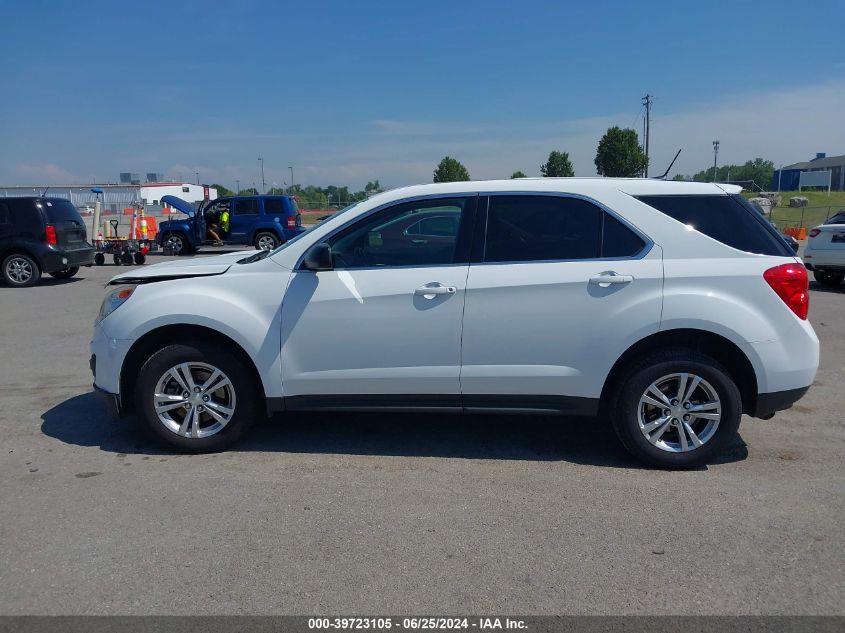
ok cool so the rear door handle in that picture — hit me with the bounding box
[589,271,634,288]
[415,283,457,297]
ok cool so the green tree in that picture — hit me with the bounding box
[540,151,574,177]
[594,127,648,177]
[671,174,691,181]
[364,180,383,193]
[433,156,470,183]
[691,158,774,189]
[511,170,527,179]
[210,183,234,197]
[236,187,259,196]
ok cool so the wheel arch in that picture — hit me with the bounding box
[600,328,758,415]
[120,324,266,415]
[1,246,42,270]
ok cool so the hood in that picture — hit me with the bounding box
[161,195,198,217]
[108,250,261,284]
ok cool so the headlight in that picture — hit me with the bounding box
[97,285,136,322]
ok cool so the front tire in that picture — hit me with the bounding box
[135,342,258,453]
[254,231,280,251]
[609,349,742,469]
[2,253,41,287]
[814,270,844,287]
[163,232,187,256]
[49,266,79,279]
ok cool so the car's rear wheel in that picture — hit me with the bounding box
[609,349,741,469]
[135,342,258,452]
[2,253,41,287]
[254,232,280,251]
[814,270,844,287]
[49,266,79,279]
[94,253,105,266]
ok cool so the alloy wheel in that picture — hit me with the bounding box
[257,234,276,250]
[6,257,33,284]
[637,372,721,452]
[153,362,236,439]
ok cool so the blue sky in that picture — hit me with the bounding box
[1,0,842,189]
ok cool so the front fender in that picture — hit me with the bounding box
[101,266,288,398]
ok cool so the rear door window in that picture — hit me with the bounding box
[233,199,259,215]
[483,195,603,262]
[637,194,792,256]
[0,202,10,224]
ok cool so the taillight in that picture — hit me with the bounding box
[287,216,296,229]
[764,263,809,320]
[45,224,57,246]
[808,228,821,238]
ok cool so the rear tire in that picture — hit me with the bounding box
[814,270,844,287]
[134,341,258,453]
[49,266,79,279]
[2,253,41,287]
[254,231,280,251]
[609,349,742,469]
[94,253,105,266]
[134,252,146,265]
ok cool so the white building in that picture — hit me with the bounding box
[0,182,217,215]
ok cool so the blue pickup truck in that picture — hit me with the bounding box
[157,194,304,255]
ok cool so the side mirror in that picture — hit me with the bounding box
[301,242,333,271]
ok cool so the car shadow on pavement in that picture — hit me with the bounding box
[41,391,748,469]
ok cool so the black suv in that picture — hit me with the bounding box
[0,197,95,287]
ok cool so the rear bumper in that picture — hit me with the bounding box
[752,385,811,418]
[42,246,95,272]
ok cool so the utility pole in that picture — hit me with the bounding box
[258,158,265,194]
[288,166,294,195]
[642,94,652,177]
[712,140,720,182]
[195,172,200,185]
[236,179,240,194]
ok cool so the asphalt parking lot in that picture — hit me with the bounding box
[0,249,843,615]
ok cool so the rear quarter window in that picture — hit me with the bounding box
[637,194,792,256]
[263,199,284,215]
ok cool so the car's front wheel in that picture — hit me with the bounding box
[163,232,187,255]
[2,253,41,287]
[135,342,258,452]
[814,270,844,287]
[49,266,80,280]
[610,349,741,469]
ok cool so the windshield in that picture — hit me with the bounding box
[269,202,361,255]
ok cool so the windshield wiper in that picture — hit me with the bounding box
[236,250,271,264]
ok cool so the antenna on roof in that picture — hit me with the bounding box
[653,149,682,180]
[41,187,49,196]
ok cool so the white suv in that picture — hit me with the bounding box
[803,214,845,287]
[90,179,819,468]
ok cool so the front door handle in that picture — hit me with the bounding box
[589,271,634,288]
[415,283,457,298]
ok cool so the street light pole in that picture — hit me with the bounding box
[258,158,265,194]
[288,166,294,195]
[236,179,240,195]
[712,140,720,182]
[196,172,200,185]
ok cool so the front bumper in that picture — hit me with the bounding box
[90,320,133,413]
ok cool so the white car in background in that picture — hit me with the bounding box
[803,214,845,287]
[90,179,819,468]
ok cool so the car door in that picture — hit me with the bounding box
[460,193,663,410]
[279,195,478,405]
[230,198,258,243]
